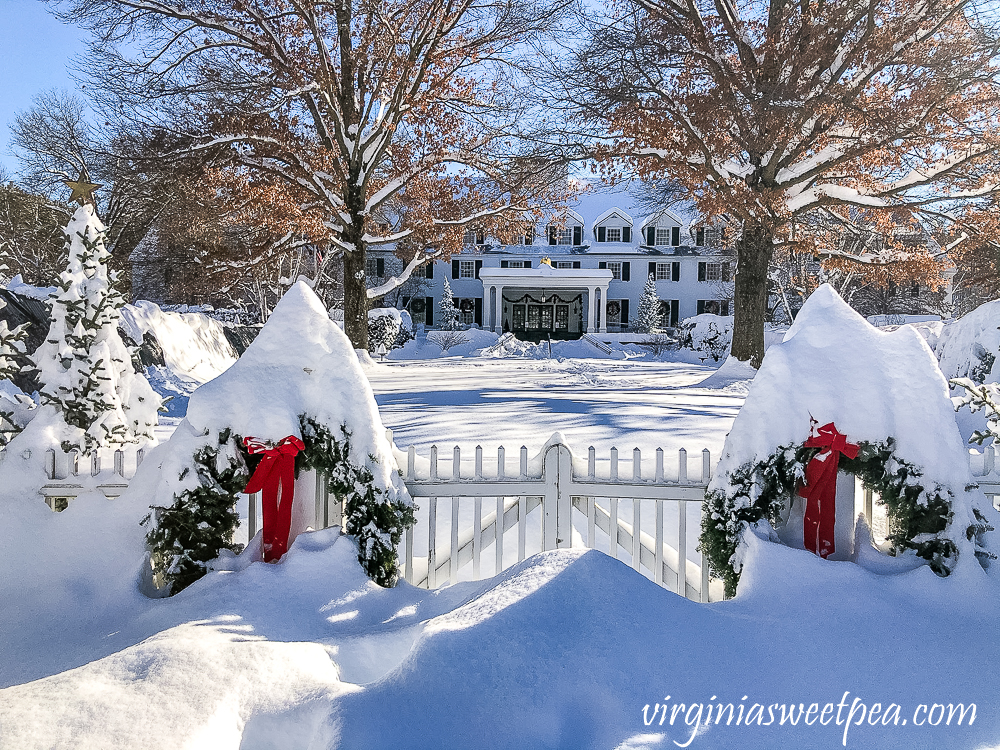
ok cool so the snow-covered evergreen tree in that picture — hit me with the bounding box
[634,274,662,333]
[32,204,159,452]
[0,298,30,446]
[438,277,460,330]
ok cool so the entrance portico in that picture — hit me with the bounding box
[479,265,614,338]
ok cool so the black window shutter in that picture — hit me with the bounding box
[722,300,730,316]
[621,299,629,325]
[598,261,607,270]
[376,257,384,276]
[672,262,680,282]
[548,226,557,245]
[426,262,434,279]
[648,262,656,278]
[525,259,532,268]
[475,260,483,279]
[425,297,434,325]
[452,260,460,279]
[697,300,706,315]
[671,226,680,246]
[722,263,731,282]
[597,226,606,242]
[573,226,582,245]
[500,260,509,268]
[623,226,631,243]
[402,295,410,308]
[670,299,679,327]
[622,262,631,281]
[696,227,705,246]
[475,297,483,326]
[645,226,655,245]
[698,262,706,282]
[572,261,581,269]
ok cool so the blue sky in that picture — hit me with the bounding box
[0,0,88,175]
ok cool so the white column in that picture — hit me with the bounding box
[494,285,505,332]
[586,286,596,333]
[600,285,609,334]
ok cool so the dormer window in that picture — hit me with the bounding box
[547,224,583,245]
[645,225,681,247]
[464,229,486,246]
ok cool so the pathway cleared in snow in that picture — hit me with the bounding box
[367,357,746,458]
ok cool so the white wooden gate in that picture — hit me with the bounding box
[393,434,722,602]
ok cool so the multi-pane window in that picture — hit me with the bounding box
[459,260,476,278]
[507,260,531,269]
[655,227,670,246]
[463,230,486,246]
[655,263,670,280]
[705,263,724,281]
[366,258,380,278]
[606,227,622,242]
[557,227,574,245]
[555,261,574,269]
[607,261,623,280]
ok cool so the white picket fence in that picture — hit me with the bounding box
[390,433,721,600]
[23,435,1000,602]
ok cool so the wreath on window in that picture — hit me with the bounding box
[606,301,621,316]
[409,298,425,313]
[459,298,475,313]
[700,437,993,598]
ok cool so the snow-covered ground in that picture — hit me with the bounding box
[367,357,746,458]
[2,284,1000,750]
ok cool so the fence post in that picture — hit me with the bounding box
[557,443,573,549]
[542,443,559,550]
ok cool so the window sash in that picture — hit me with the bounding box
[555,261,574,269]
[459,261,476,278]
[706,263,723,281]
[655,227,670,246]
[557,227,574,245]
[655,263,670,280]
[607,261,623,280]
[606,227,622,242]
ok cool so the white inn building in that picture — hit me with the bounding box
[368,184,734,340]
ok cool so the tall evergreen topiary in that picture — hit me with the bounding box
[32,204,159,452]
[634,274,662,333]
[438,277,460,330]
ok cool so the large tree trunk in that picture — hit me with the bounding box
[342,244,369,350]
[730,226,774,368]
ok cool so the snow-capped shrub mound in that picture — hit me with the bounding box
[141,281,413,594]
[935,298,1000,385]
[704,285,995,596]
[676,314,733,361]
[367,307,404,354]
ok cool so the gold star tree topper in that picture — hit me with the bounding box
[63,171,101,206]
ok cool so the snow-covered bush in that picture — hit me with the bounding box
[952,379,1000,448]
[144,282,414,595]
[703,286,993,596]
[368,307,403,354]
[935,298,1000,385]
[429,328,469,353]
[31,205,159,453]
[676,314,732,361]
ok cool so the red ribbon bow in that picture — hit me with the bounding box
[797,422,858,559]
[243,435,305,562]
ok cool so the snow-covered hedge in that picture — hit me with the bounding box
[676,314,733,361]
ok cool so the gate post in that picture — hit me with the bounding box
[557,444,573,549]
[543,443,559,550]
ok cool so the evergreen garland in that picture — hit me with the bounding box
[298,417,415,587]
[145,415,415,595]
[144,428,247,594]
[701,437,990,598]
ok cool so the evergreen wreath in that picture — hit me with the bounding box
[146,416,415,595]
[144,428,247,594]
[700,437,993,598]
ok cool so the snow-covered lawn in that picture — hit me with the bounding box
[367,357,746,457]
